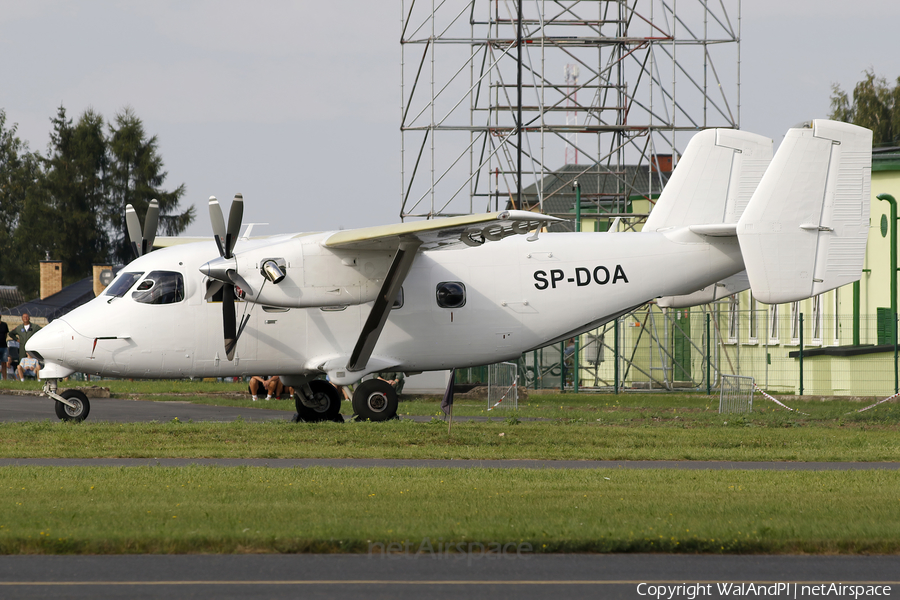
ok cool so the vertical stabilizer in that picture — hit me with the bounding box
[644,129,773,231]
[736,120,872,304]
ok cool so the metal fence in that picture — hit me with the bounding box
[719,374,754,413]
[522,305,900,397]
[487,362,518,410]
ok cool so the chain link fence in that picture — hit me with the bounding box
[520,304,900,397]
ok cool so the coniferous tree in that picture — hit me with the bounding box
[107,107,193,264]
[0,109,49,298]
[41,105,111,284]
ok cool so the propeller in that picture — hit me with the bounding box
[204,194,250,360]
[125,199,159,259]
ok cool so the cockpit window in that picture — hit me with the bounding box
[104,272,144,298]
[132,271,185,305]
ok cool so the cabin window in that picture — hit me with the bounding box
[436,281,466,308]
[104,272,143,298]
[132,271,185,305]
[393,287,404,309]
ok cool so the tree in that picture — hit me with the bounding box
[41,105,112,284]
[830,70,900,146]
[0,110,45,298]
[106,107,194,264]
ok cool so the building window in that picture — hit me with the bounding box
[748,295,758,343]
[789,301,800,345]
[768,304,779,344]
[812,294,823,345]
[727,296,738,344]
[832,288,840,345]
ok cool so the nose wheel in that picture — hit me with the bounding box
[54,389,91,422]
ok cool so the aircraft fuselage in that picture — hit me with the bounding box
[32,226,741,384]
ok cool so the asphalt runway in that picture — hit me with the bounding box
[0,393,295,423]
[0,554,898,600]
[2,393,899,600]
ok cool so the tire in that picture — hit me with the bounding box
[351,379,398,422]
[55,389,90,422]
[294,380,343,423]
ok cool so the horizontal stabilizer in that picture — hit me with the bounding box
[644,129,772,231]
[737,120,872,304]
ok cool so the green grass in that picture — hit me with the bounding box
[1,417,899,461]
[2,466,898,554]
[2,380,899,555]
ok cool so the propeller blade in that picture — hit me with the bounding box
[228,271,254,298]
[204,280,224,301]
[225,193,243,259]
[209,196,226,257]
[125,204,143,258]
[143,199,159,255]
[222,284,238,360]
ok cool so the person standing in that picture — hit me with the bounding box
[0,319,9,380]
[10,313,41,361]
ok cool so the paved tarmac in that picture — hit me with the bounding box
[0,554,898,600]
[0,393,295,423]
[2,392,899,600]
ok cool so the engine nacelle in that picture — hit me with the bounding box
[224,233,394,308]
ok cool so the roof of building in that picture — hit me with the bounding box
[0,286,25,311]
[508,163,672,231]
[1,267,121,321]
[873,147,900,172]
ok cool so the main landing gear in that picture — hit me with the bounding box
[294,380,343,423]
[43,380,91,422]
[351,378,398,421]
[291,378,399,423]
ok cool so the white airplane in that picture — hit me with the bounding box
[27,119,872,422]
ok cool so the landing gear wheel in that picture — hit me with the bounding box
[352,379,398,422]
[294,380,343,423]
[55,389,90,422]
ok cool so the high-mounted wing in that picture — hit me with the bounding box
[323,210,562,251]
[329,210,562,376]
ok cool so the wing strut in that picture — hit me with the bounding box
[347,239,421,372]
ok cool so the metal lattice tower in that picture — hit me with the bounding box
[400,0,741,222]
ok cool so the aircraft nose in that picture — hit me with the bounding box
[26,319,73,363]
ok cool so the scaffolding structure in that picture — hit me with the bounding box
[400,0,741,227]
[401,0,741,392]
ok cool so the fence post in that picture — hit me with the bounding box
[895,313,899,395]
[614,318,620,395]
[573,335,580,393]
[799,312,804,396]
[560,341,565,393]
[706,312,711,396]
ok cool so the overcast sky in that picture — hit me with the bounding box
[2,1,899,238]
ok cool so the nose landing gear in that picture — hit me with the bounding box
[42,379,91,422]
